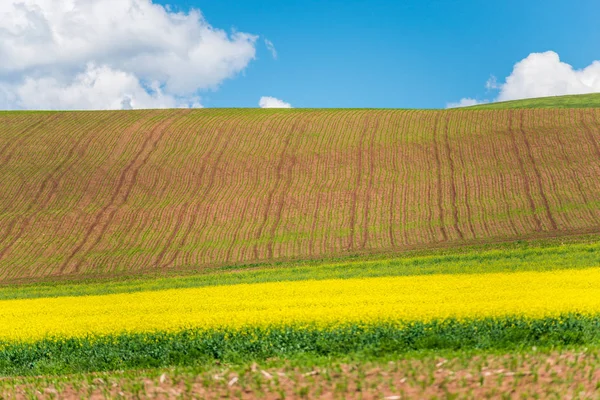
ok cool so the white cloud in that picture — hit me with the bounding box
[0,0,258,110]
[264,39,277,59]
[496,51,600,101]
[448,51,600,106]
[259,96,291,108]
[446,98,485,109]
[10,64,186,110]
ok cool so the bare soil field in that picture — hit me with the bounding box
[1,108,600,282]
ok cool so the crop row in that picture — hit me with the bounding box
[1,267,599,342]
[0,109,600,280]
[1,315,600,376]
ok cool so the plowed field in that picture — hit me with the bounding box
[1,108,600,282]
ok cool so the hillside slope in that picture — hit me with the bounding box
[467,93,600,109]
[1,108,600,283]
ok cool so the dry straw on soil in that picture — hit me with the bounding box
[3,351,600,399]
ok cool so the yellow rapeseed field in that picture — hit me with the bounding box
[1,268,600,342]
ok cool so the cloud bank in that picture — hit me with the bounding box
[0,0,258,110]
[447,51,600,108]
[259,96,292,108]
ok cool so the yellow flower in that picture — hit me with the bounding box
[1,267,599,342]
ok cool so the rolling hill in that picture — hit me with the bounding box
[1,103,600,283]
[2,95,600,397]
[466,92,600,109]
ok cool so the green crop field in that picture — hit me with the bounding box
[2,94,600,398]
[466,92,600,109]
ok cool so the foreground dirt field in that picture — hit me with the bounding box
[3,350,599,399]
[1,108,600,282]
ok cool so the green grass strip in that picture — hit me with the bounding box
[466,93,600,109]
[2,314,600,376]
[2,236,600,301]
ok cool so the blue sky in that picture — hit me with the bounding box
[1,0,599,110]
[155,0,600,108]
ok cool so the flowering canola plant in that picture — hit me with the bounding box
[1,267,600,342]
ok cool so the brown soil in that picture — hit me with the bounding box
[1,109,600,283]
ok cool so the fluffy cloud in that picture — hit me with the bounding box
[0,0,258,110]
[495,51,600,101]
[446,98,485,109]
[448,51,600,106]
[259,96,292,108]
[12,64,185,110]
